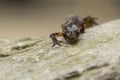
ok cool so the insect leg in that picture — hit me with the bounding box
[93,21,99,25]
[50,32,63,47]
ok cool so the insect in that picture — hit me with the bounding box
[50,15,98,47]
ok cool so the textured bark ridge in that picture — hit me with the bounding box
[0,20,120,80]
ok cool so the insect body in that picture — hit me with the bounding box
[62,15,85,43]
[50,15,98,47]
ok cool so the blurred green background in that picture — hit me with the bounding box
[0,0,120,38]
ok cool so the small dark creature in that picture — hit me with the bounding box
[50,15,98,47]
